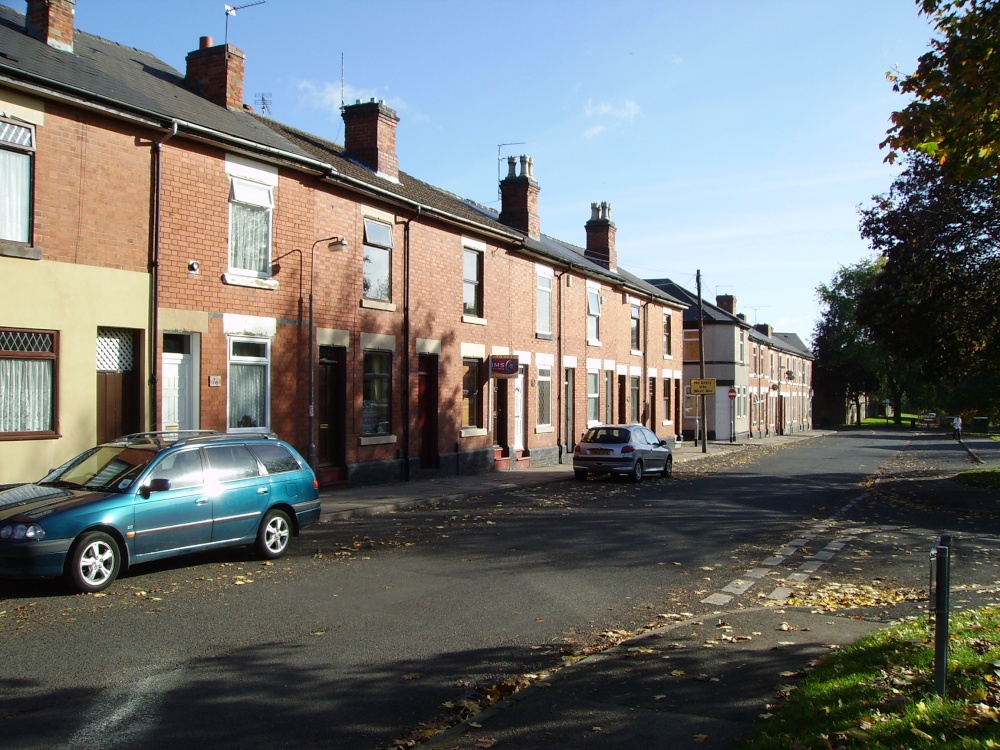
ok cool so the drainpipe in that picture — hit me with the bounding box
[150,121,178,429]
[400,207,420,481]
[555,268,565,462]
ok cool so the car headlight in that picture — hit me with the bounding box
[0,523,46,540]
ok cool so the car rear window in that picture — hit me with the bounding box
[247,443,302,474]
[583,428,629,444]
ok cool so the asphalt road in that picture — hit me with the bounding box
[1,430,997,749]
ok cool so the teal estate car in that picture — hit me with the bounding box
[0,431,320,593]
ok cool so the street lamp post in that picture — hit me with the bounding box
[308,235,348,469]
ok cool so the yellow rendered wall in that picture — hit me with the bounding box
[0,257,149,483]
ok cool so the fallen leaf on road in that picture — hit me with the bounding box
[401,672,423,681]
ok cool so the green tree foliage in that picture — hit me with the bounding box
[813,259,889,425]
[858,154,1000,379]
[883,0,1000,181]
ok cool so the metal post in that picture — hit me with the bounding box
[932,534,951,696]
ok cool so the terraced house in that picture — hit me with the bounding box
[0,0,689,486]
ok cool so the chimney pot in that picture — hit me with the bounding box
[342,99,400,180]
[25,0,76,53]
[499,154,541,239]
[200,35,213,49]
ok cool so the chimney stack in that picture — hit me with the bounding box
[25,0,75,53]
[754,323,774,338]
[499,155,541,239]
[185,36,246,109]
[716,294,736,315]
[342,99,400,180]
[584,201,617,272]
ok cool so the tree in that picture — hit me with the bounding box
[813,259,890,425]
[858,153,1000,382]
[883,1,1000,181]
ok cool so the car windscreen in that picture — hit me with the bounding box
[42,446,157,491]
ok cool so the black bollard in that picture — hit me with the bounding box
[932,535,951,697]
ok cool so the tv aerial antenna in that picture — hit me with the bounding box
[224,1,266,45]
[255,92,272,115]
[497,141,525,201]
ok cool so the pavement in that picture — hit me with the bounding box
[315,428,1000,749]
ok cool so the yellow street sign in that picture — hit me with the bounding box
[690,378,717,395]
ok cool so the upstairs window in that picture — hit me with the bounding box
[630,304,641,351]
[587,288,602,342]
[0,118,34,244]
[363,218,393,301]
[229,177,273,277]
[536,270,552,337]
[663,311,672,356]
[463,248,483,317]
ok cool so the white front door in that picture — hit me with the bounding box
[162,334,197,431]
[513,366,525,452]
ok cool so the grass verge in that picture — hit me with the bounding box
[956,468,1000,492]
[739,607,1000,749]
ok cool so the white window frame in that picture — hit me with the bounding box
[586,369,600,425]
[537,365,552,427]
[663,311,672,358]
[536,266,553,337]
[363,218,394,302]
[227,336,270,433]
[630,304,641,352]
[463,247,483,318]
[587,285,602,344]
[0,117,34,245]
[228,176,273,278]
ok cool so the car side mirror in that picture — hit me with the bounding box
[140,477,171,498]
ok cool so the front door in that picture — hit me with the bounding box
[162,333,196,432]
[493,377,508,450]
[96,327,140,444]
[417,354,439,468]
[513,366,526,452]
[317,346,346,470]
[564,368,575,452]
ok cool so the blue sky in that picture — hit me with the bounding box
[61,0,935,344]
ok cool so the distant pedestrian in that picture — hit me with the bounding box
[953,415,963,440]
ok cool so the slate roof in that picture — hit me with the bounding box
[0,4,317,162]
[0,2,685,309]
[644,278,746,326]
[258,117,687,309]
[645,278,812,359]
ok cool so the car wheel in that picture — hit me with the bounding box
[663,455,673,478]
[256,508,292,559]
[574,469,588,481]
[66,531,121,593]
[631,459,644,483]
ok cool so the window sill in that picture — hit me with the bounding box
[535,425,554,434]
[223,273,279,291]
[587,339,602,347]
[359,434,397,446]
[361,299,397,312]
[460,427,488,438]
[663,354,673,360]
[631,350,642,356]
[0,430,60,441]
[535,332,553,341]
[462,314,488,326]
[0,241,41,260]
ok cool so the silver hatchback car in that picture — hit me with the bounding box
[573,424,673,482]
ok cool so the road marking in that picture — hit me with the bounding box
[701,494,868,607]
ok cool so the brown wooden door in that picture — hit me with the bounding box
[96,328,140,444]
[318,346,346,468]
[417,354,438,468]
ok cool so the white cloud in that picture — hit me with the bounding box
[584,99,641,121]
[296,80,407,119]
[584,125,606,139]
